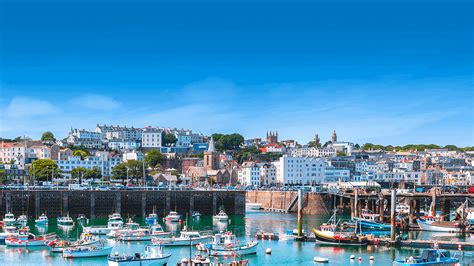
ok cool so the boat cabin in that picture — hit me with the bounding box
[180,231,202,239]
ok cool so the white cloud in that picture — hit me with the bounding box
[4,97,59,118]
[71,94,121,110]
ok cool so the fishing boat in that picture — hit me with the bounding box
[3,212,16,226]
[213,210,229,222]
[35,213,49,226]
[107,245,172,266]
[63,245,113,258]
[393,249,459,265]
[57,214,74,226]
[46,233,100,253]
[151,230,212,246]
[150,222,171,238]
[312,212,368,246]
[192,211,201,219]
[396,203,410,215]
[197,232,258,256]
[0,226,19,241]
[418,215,439,224]
[83,213,123,235]
[353,209,391,231]
[164,211,180,222]
[16,215,28,227]
[5,228,56,247]
[145,211,159,225]
[416,220,467,233]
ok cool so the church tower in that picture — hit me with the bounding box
[204,136,219,170]
[332,130,338,143]
[314,133,321,147]
[266,131,278,144]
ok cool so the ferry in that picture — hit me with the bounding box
[63,245,113,258]
[151,230,212,246]
[35,213,49,226]
[393,249,459,265]
[164,211,180,222]
[197,232,258,256]
[107,245,171,266]
[84,213,123,235]
[3,213,16,226]
[213,210,229,222]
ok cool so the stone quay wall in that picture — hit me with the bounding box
[0,190,246,218]
[246,191,330,215]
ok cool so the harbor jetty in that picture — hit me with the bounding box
[0,190,245,218]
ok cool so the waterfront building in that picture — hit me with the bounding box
[0,142,26,169]
[259,163,277,185]
[56,154,121,178]
[273,155,326,185]
[324,167,351,182]
[67,128,104,149]
[238,162,261,186]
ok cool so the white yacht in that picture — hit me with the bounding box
[57,214,74,225]
[213,210,229,222]
[35,213,48,226]
[16,215,28,227]
[83,213,123,235]
[3,213,16,226]
[164,211,180,222]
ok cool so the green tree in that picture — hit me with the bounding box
[71,167,87,183]
[0,169,6,184]
[126,160,143,184]
[444,145,459,151]
[336,150,346,156]
[145,149,166,169]
[29,159,61,182]
[41,131,56,142]
[84,167,102,180]
[73,150,89,159]
[163,133,177,147]
[112,163,128,183]
[212,133,244,151]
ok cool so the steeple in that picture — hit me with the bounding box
[332,130,337,143]
[208,135,216,152]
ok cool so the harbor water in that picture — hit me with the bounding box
[2,211,474,265]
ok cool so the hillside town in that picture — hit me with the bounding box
[1,124,473,190]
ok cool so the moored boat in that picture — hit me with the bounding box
[57,214,74,226]
[197,232,258,256]
[16,215,28,227]
[213,210,229,222]
[416,220,466,233]
[3,213,16,226]
[164,211,180,222]
[5,230,56,247]
[152,230,212,246]
[46,233,100,253]
[63,245,113,258]
[192,211,201,219]
[312,227,368,246]
[393,249,459,266]
[145,211,159,225]
[83,213,123,235]
[0,226,19,241]
[245,203,262,211]
[107,245,171,266]
[35,213,49,226]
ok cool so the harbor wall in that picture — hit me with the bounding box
[0,190,246,218]
[246,191,331,215]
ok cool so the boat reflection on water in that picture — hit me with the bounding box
[213,220,228,232]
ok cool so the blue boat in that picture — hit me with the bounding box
[145,210,159,225]
[393,249,459,266]
[353,218,391,231]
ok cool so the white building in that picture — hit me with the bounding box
[273,155,326,185]
[107,140,141,151]
[259,163,277,185]
[290,146,336,157]
[330,142,354,156]
[96,124,142,141]
[122,151,144,162]
[324,167,351,182]
[56,154,121,178]
[67,128,104,149]
[0,142,26,168]
[142,127,163,148]
[238,162,261,186]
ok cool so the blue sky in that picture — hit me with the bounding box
[0,0,473,146]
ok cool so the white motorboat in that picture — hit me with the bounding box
[417,219,466,233]
[84,213,123,235]
[107,245,171,266]
[57,214,74,226]
[35,213,49,226]
[16,215,28,227]
[192,211,201,219]
[3,213,16,226]
[393,249,459,265]
[112,220,157,241]
[396,203,410,215]
[164,211,180,222]
[151,231,212,246]
[150,222,171,238]
[245,203,262,211]
[213,210,229,222]
[197,232,258,256]
[314,257,329,263]
[63,245,113,258]
[0,226,19,241]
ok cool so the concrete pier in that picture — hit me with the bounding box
[0,190,245,218]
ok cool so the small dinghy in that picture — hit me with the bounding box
[314,257,329,263]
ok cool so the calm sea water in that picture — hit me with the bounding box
[1,212,474,265]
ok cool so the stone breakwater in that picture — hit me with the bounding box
[0,190,246,218]
[246,191,331,215]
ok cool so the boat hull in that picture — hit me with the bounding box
[84,227,113,235]
[416,220,464,233]
[393,259,459,266]
[208,242,259,256]
[154,236,212,246]
[312,229,368,246]
[63,246,113,258]
[107,254,171,266]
